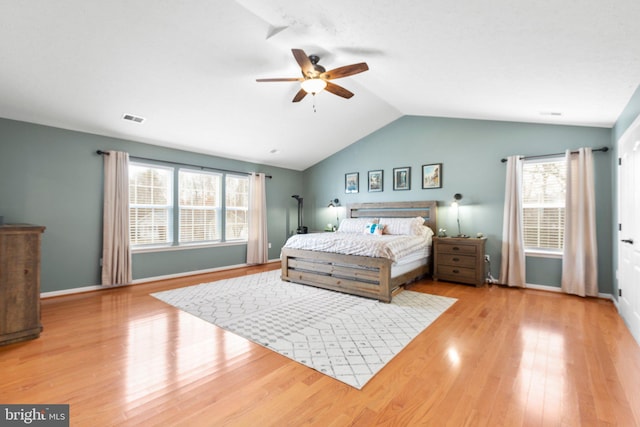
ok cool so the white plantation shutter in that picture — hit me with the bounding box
[179,170,221,243]
[522,158,566,251]
[129,163,173,245]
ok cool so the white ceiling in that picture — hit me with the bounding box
[1,1,639,171]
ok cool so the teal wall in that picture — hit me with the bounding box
[4,102,634,296]
[610,84,640,300]
[613,85,640,142]
[0,118,303,292]
[303,115,614,293]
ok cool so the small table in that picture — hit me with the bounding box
[433,236,486,287]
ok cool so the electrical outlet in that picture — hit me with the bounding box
[484,254,490,262]
[268,242,272,249]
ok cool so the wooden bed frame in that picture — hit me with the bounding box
[280,201,438,303]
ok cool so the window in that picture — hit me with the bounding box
[129,162,249,249]
[129,163,173,246]
[179,170,221,243]
[225,175,249,240]
[521,157,566,253]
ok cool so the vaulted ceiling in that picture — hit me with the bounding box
[1,1,639,170]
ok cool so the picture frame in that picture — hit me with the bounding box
[345,172,359,193]
[393,167,411,191]
[422,163,442,189]
[368,170,383,192]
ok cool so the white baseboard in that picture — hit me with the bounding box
[611,295,621,311]
[41,284,104,299]
[43,264,615,304]
[524,283,563,293]
[40,258,280,299]
[525,282,614,301]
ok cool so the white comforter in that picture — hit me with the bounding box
[282,232,431,262]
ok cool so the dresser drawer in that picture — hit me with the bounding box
[437,243,477,255]
[438,253,476,268]
[435,265,477,283]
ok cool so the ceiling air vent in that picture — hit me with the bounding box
[539,111,562,117]
[122,113,145,123]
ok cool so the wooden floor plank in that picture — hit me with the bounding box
[1,264,640,426]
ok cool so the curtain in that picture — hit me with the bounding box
[562,148,598,297]
[499,155,527,287]
[247,173,268,265]
[101,151,132,286]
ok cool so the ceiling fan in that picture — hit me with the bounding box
[256,48,369,103]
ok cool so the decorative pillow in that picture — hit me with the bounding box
[363,223,385,235]
[421,225,435,239]
[379,216,426,235]
[337,217,378,233]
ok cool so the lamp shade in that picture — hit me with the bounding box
[451,193,468,237]
[301,78,327,94]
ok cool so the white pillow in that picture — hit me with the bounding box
[421,225,435,239]
[337,217,378,233]
[379,216,426,235]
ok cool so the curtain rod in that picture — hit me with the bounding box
[500,146,609,163]
[96,150,272,179]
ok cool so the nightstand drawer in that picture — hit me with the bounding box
[436,265,477,282]
[438,253,476,268]
[437,243,477,255]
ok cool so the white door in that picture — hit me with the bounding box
[618,114,640,345]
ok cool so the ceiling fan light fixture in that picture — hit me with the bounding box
[301,78,327,94]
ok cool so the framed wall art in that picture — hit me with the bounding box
[422,163,442,189]
[345,172,359,193]
[393,167,411,191]
[368,170,383,192]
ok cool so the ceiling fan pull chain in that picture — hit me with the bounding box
[312,94,317,113]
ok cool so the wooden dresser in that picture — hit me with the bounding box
[0,224,45,346]
[433,237,486,287]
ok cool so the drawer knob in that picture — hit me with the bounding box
[453,247,460,251]
[453,257,460,262]
[453,269,460,274]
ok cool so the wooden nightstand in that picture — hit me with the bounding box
[433,237,486,287]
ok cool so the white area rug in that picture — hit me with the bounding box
[151,270,456,389]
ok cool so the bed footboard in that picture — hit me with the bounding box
[281,247,393,303]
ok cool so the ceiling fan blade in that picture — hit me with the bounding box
[292,88,307,103]
[256,77,303,82]
[320,62,369,80]
[292,49,315,77]
[325,82,354,99]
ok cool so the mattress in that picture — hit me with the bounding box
[391,246,430,278]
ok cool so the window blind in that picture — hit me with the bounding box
[179,170,221,243]
[522,158,566,251]
[225,175,249,241]
[129,163,173,245]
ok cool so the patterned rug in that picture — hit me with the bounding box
[151,270,456,389]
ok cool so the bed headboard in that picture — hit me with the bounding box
[346,201,438,234]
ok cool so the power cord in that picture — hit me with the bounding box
[485,256,498,284]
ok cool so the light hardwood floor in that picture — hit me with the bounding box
[1,264,639,426]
